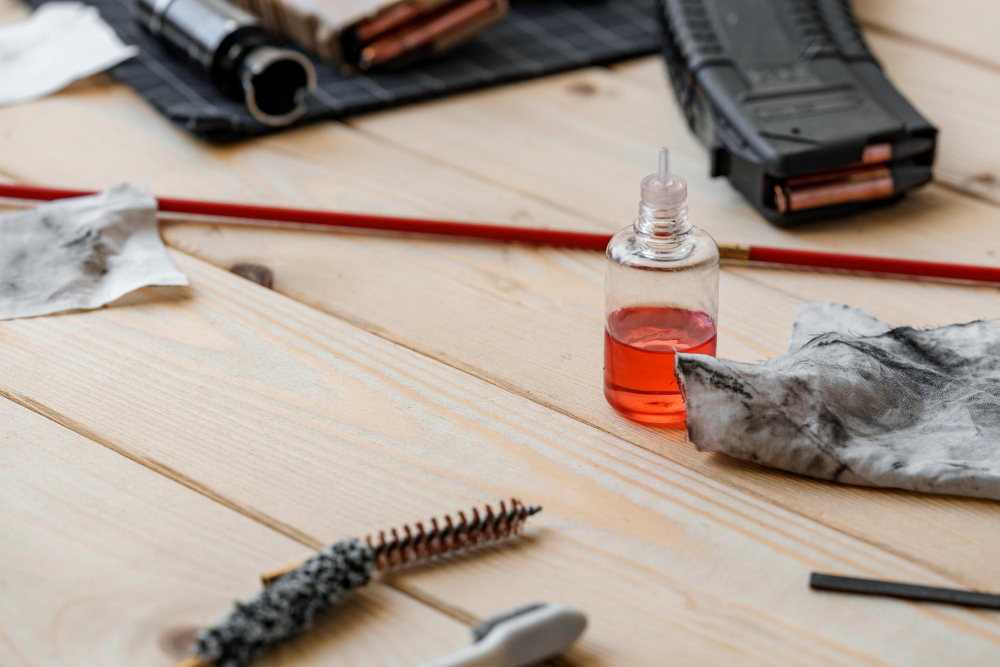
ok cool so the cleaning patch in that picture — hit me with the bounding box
[0,183,187,320]
[677,302,1000,500]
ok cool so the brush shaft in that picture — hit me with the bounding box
[3,183,999,284]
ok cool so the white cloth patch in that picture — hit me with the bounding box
[677,302,1000,501]
[0,2,138,105]
[0,183,188,320]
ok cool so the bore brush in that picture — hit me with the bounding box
[181,499,542,667]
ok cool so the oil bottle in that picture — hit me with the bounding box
[604,148,720,427]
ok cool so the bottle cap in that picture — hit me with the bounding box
[640,147,687,206]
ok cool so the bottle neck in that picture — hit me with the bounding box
[633,201,694,259]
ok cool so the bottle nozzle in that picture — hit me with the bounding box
[658,147,670,186]
[641,146,687,207]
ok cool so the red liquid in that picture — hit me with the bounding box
[604,306,717,427]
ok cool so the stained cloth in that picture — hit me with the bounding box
[678,303,1000,500]
[0,184,187,320]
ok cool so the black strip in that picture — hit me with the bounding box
[810,573,1000,610]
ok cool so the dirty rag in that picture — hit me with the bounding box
[677,302,1000,500]
[0,183,187,320]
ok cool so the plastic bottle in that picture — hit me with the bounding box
[604,148,720,427]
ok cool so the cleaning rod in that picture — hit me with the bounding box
[2,182,999,285]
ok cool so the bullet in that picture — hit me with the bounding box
[359,0,496,69]
[354,2,421,43]
[775,165,931,213]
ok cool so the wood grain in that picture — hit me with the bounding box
[3,0,1000,661]
[0,396,468,666]
[854,0,1000,71]
[0,0,25,21]
[1,54,998,600]
[1,252,999,665]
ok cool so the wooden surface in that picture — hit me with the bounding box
[1,1,1000,664]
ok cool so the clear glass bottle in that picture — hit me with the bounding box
[604,148,720,427]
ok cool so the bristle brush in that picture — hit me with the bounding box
[180,499,542,667]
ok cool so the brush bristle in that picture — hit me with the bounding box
[191,538,374,667]
[367,498,542,570]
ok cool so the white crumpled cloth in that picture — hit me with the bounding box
[677,302,1000,500]
[0,2,137,105]
[0,183,188,320]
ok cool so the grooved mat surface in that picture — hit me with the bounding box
[23,0,659,141]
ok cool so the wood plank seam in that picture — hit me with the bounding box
[440,365,989,591]
[0,394,475,665]
[859,19,1000,76]
[933,179,1000,210]
[0,387,496,635]
[0,387,318,547]
[337,121,600,223]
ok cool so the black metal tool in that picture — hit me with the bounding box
[658,0,936,226]
[134,0,316,127]
[811,573,1000,610]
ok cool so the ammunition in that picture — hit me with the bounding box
[360,0,496,69]
[775,164,930,213]
[775,167,892,213]
[354,2,422,43]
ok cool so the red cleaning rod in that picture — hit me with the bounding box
[0,183,611,250]
[2,182,999,285]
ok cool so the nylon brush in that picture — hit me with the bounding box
[180,499,542,667]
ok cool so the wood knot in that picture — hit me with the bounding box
[567,81,597,96]
[159,625,199,659]
[229,263,274,289]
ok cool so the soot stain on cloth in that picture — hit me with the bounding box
[0,183,188,320]
[40,222,115,302]
[677,303,1000,500]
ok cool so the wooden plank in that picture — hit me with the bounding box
[854,0,1000,71]
[0,397,468,665]
[347,65,1000,263]
[0,85,595,233]
[1,66,999,602]
[614,33,1000,205]
[0,0,25,21]
[864,30,1000,203]
[1,251,999,665]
